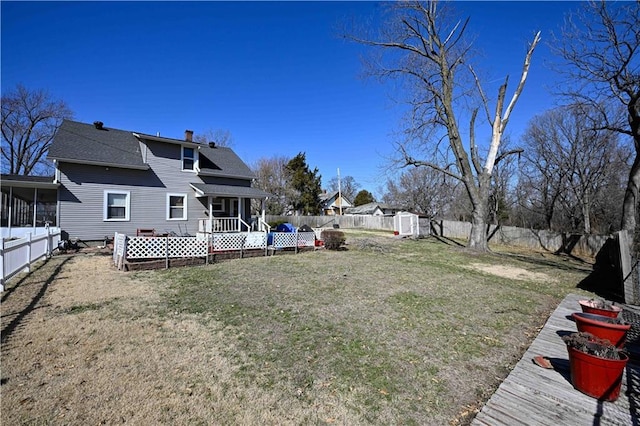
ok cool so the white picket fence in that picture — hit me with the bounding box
[113,231,317,270]
[0,228,61,291]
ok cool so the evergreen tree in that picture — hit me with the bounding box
[285,153,322,215]
[353,190,375,206]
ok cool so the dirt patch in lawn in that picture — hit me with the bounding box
[467,262,555,283]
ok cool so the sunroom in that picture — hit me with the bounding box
[1,174,59,239]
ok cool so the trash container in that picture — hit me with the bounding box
[298,224,314,233]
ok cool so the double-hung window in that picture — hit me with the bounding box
[104,190,130,221]
[167,193,187,220]
[182,146,195,171]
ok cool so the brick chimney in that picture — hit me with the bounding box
[185,130,193,142]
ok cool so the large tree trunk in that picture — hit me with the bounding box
[468,203,489,251]
[467,175,490,251]
[621,143,640,232]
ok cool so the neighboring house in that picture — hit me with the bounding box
[319,191,352,215]
[345,202,404,217]
[44,119,271,241]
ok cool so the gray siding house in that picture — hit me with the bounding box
[47,120,270,241]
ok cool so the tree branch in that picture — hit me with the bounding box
[501,31,541,132]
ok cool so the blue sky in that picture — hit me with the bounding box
[2,1,581,197]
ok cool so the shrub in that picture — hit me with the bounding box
[321,230,345,250]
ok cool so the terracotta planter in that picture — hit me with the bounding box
[578,299,622,318]
[572,312,631,348]
[567,345,628,401]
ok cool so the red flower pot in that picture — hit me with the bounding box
[572,312,631,348]
[578,299,621,318]
[567,345,628,401]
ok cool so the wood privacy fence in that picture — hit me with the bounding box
[266,215,609,258]
[267,215,396,231]
[618,230,639,304]
[0,228,61,291]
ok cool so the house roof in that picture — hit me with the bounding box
[134,131,255,179]
[190,183,272,199]
[196,145,256,180]
[320,191,352,207]
[0,174,58,189]
[345,202,402,215]
[345,203,381,215]
[132,132,199,147]
[49,120,256,179]
[319,191,337,202]
[48,120,148,170]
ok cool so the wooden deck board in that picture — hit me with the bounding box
[472,293,640,425]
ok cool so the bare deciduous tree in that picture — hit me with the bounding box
[519,104,627,234]
[194,128,234,147]
[1,85,73,175]
[382,167,458,217]
[327,175,360,202]
[488,139,519,226]
[552,0,639,231]
[251,156,291,215]
[350,1,540,250]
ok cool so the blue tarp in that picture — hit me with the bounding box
[275,223,296,233]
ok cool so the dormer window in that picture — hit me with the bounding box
[182,146,196,171]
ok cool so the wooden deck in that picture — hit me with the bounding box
[472,293,640,426]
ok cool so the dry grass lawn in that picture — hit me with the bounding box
[1,231,594,425]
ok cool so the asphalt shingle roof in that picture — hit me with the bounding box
[190,183,272,198]
[345,202,403,215]
[1,174,55,183]
[50,121,256,179]
[197,145,256,179]
[47,120,147,169]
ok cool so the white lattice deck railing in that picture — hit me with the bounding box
[211,231,316,252]
[212,232,267,251]
[112,231,317,270]
[270,232,315,249]
[125,236,208,259]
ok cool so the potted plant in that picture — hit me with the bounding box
[578,298,622,318]
[563,332,629,401]
[572,312,631,348]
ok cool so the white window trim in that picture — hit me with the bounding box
[167,193,188,220]
[182,146,198,172]
[103,190,130,221]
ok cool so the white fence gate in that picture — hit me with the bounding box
[0,228,61,291]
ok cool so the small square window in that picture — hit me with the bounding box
[104,191,130,221]
[167,193,187,220]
